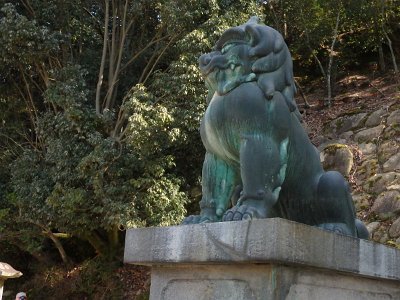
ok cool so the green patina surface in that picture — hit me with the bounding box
[182,17,368,239]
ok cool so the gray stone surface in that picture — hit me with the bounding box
[371,190,400,219]
[320,144,353,176]
[124,219,400,300]
[357,160,378,185]
[329,113,367,135]
[366,221,380,235]
[149,264,400,300]
[358,142,376,156]
[364,172,400,194]
[354,125,385,143]
[389,217,400,238]
[387,109,400,125]
[353,193,370,211]
[124,218,400,280]
[339,131,353,140]
[383,153,400,172]
[365,108,387,127]
[321,104,400,249]
[378,140,399,164]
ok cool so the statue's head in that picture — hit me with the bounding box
[199,17,298,113]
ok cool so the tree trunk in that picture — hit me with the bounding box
[84,231,109,257]
[383,29,399,73]
[378,44,386,73]
[45,230,71,265]
[95,0,109,115]
[107,224,120,259]
[325,11,341,107]
[27,221,71,265]
[294,79,311,108]
[372,0,386,73]
[380,0,398,74]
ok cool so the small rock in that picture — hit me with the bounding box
[382,123,400,140]
[387,109,400,125]
[370,190,400,219]
[383,153,400,172]
[372,230,385,242]
[320,143,353,176]
[364,172,400,194]
[377,140,399,164]
[366,221,380,234]
[389,217,400,238]
[365,108,387,127]
[352,193,371,211]
[358,143,376,156]
[327,113,367,135]
[357,159,378,184]
[354,125,385,143]
[339,131,353,140]
[379,233,389,244]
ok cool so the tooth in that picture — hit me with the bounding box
[230,64,235,70]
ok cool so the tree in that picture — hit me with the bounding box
[263,0,400,106]
[0,1,188,260]
[0,0,263,262]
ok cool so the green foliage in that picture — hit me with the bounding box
[1,2,398,295]
[9,65,187,250]
[0,3,59,67]
[263,0,400,75]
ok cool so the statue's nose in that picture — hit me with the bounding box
[198,51,227,75]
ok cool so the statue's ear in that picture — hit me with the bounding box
[245,24,260,51]
[246,25,275,58]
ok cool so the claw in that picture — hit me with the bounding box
[222,203,267,221]
[242,213,252,220]
[233,211,242,221]
[272,186,281,202]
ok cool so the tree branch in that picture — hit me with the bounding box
[326,10,341,107]
[95,0,110,115]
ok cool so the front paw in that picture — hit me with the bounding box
[222,204,267,221]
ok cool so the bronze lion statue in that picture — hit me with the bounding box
[182,17,368,239]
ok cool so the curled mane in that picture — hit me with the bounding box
[214,17,300,120]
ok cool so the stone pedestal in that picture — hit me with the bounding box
[124,218,400,300]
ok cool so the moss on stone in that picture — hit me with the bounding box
[323,143,348,154]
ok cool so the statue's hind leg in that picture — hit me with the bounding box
[182,152,238,224]
[314,171,361,237]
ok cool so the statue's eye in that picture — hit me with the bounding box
[221,43,235,54]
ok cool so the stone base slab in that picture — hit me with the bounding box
[150,264,400,300]
[124,218,400,299]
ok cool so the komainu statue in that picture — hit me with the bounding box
[182,17,368,239]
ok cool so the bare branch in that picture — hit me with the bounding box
[119,34,170,73]
[326,10,341,107]
[380,0,398,74]
[104,0,130,110]
[95,0,110,115]
[20,0,35,17]
[142,33,179,85]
